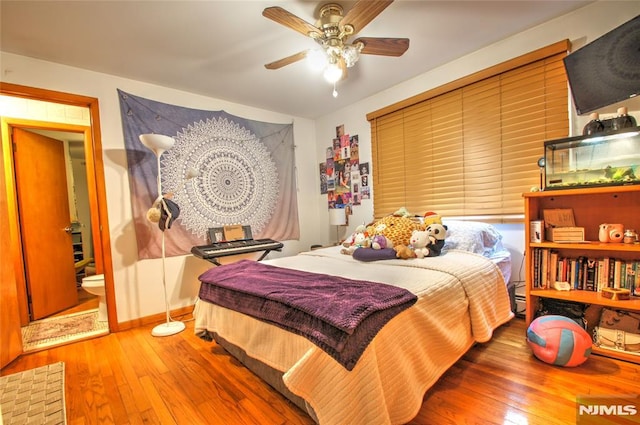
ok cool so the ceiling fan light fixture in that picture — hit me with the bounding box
[342,44,362,68]
[323,62,343,83]
[263,0,409,93]
[306,48,328,71]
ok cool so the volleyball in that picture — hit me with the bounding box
[527,315,592,367]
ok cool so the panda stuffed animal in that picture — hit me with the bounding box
[422,223,447,257]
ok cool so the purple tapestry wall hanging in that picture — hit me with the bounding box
[118,89,299,259]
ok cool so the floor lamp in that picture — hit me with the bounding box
[329,208,347,245]
[139,134,186,337]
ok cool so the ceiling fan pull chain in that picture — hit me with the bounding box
[333,83,338,98]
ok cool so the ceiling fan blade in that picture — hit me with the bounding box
[264,50,309,70]
[263,6,323,38]
[354,37,409,57]
[340,0,394,35]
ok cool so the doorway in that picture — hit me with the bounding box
[10,126,108,351]
[0,82,116,366]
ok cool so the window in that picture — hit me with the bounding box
[368,41,570,220]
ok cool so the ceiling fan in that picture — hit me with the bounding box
[262,0,409,89]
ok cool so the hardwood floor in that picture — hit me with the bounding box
[50,287,99,318]
[2,315,639,424]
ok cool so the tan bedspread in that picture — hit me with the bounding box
[194,247,514,425]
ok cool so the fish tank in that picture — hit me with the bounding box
[544,127,640,190]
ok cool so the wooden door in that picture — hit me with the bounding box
[0,141,23,367]
[13,128,78,320]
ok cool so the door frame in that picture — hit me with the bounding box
[1,82,117,332]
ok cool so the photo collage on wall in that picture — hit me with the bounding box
[319,124,370,217]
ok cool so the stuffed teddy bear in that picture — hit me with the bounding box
[342,224,365,248]
[341,225,370,255]
[394,244,416,259]
[409,229,431,259]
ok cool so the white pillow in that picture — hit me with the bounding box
[442,220,502,256]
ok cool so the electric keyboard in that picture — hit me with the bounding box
[191,238,283,265]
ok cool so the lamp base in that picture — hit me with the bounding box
[151,320,186,337]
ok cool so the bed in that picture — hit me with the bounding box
[193,221,514,425]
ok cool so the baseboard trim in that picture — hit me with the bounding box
[114,304,195,331]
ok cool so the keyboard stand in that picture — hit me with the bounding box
[205,247,279,266]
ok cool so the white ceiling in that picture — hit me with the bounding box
[0,0,592,119]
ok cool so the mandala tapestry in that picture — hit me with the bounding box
[118,89,299,259]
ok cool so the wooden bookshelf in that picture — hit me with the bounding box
[523,185,640,364]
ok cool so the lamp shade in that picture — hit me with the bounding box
[139,134,175,157]
[329,208,346,226]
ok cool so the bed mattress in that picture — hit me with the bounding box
[194,246,513,424]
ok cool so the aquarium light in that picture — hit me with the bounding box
[582,131,639,145]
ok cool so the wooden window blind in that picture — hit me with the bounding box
[369,41,569,219]
[372,109,406,215]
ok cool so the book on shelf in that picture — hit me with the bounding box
[597,258,607,292]
[570,258,579,289]
[608,258,616,288]
[575,256,586,290]
[584,258,597,291]
[627,262,637,291]
[549,251,559,288]
[530,247,639,295]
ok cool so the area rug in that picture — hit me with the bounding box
[0,362,66,424]
[22,310,109,353]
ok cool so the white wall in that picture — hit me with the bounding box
[0,54,318,323]
[314,1,640,285]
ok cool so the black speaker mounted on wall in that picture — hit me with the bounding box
[563,15,640,115]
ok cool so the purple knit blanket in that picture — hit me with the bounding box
[198,260,417,370]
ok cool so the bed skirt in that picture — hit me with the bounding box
[209,331,319,423]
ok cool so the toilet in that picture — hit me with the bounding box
[82,274,107,322]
